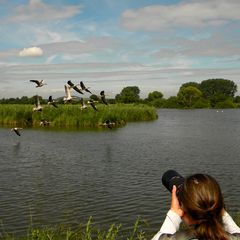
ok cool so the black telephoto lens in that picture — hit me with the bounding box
[162,170,184,197]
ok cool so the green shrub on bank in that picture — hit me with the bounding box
[0,104,157,129]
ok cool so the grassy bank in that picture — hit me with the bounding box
[1,213,240,240]
[0,217,152,240]
[0,104,158,129]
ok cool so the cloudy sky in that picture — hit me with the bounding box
[0,0,240,99]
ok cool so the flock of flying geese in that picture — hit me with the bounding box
[11,79,114,136]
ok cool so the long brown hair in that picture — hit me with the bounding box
[179,174,229,240]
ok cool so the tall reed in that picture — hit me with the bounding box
[0,104,157,129]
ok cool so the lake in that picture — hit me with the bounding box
[0,109,240,236]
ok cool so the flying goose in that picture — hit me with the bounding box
[67,80,83,94]
[100,90,108,105]
[87,99,98,111]
[48,95,58,108]
[80,81,92,94]
[29,79,47,87]
[80,98,88,110]
[11,127,23,136]
[33,95,43,111]
[63,85,72,103]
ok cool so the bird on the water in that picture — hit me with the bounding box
[100,120,115,129]
[11,127,23,136]
[40,119,50,127]
[29,79,47,87]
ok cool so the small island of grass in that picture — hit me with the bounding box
[0,103,158,129]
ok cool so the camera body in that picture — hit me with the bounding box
[162,170,184,197]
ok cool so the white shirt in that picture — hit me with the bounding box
[151,210,240,240]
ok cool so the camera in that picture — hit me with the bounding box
[162,170,184,197]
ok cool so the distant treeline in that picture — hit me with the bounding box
[1,78,240,108]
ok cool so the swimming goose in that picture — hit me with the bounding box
[100,90,108,105]
[11,127,23,136]
[100,120,115,129]
[80,81,92,94]
[67,80,83,94]
[40,119,50,127]
[87,99,98,111]
[48,95,58,108]
[33,95,43,111]
[29,79,47,87]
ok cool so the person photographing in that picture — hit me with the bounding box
[152,171,240,240]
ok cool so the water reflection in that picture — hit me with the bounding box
[12,142,21,155]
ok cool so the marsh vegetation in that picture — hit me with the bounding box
[0,103,157,129]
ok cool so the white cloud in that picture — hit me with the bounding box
[9,0,82,22]
[39,37,120,55]
[121,0,240,31]
[153,33,240,58]
[19,47,43,57]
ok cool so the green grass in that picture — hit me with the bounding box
[0,103,158,129]
[1,212,239,240]
[0,217,152,240]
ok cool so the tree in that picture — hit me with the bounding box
[177,86,203,108]
[163,96,181,108]
[146,91,163,101]
[179,82,201,91]
[200,79,237,98]
[115,86,140,103]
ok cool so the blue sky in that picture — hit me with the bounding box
[0,0,240,99]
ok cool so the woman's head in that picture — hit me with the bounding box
[179,174,228,240]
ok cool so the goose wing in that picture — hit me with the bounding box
[81,81,92,93]
[48,96,57,108]
[88,99,98,111]
[67,80,74,87]
[68,80,83,94]
[100,91,108,105]
[80,81,86,90]
[48,95,53,102]
[64,85,71,98]
[85,88,92,94]
[14,129,21,136]
[73,85,83,94]
[30,79,40,85]
[11,127,22,136]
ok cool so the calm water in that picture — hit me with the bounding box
[0,109,240,235]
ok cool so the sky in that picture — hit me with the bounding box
[0,0,240,99]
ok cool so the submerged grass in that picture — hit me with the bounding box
[0,217,152,240]
[0,104,157,129]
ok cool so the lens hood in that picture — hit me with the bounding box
[162,170,184,196]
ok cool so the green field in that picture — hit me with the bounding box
[0,103,158,129]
